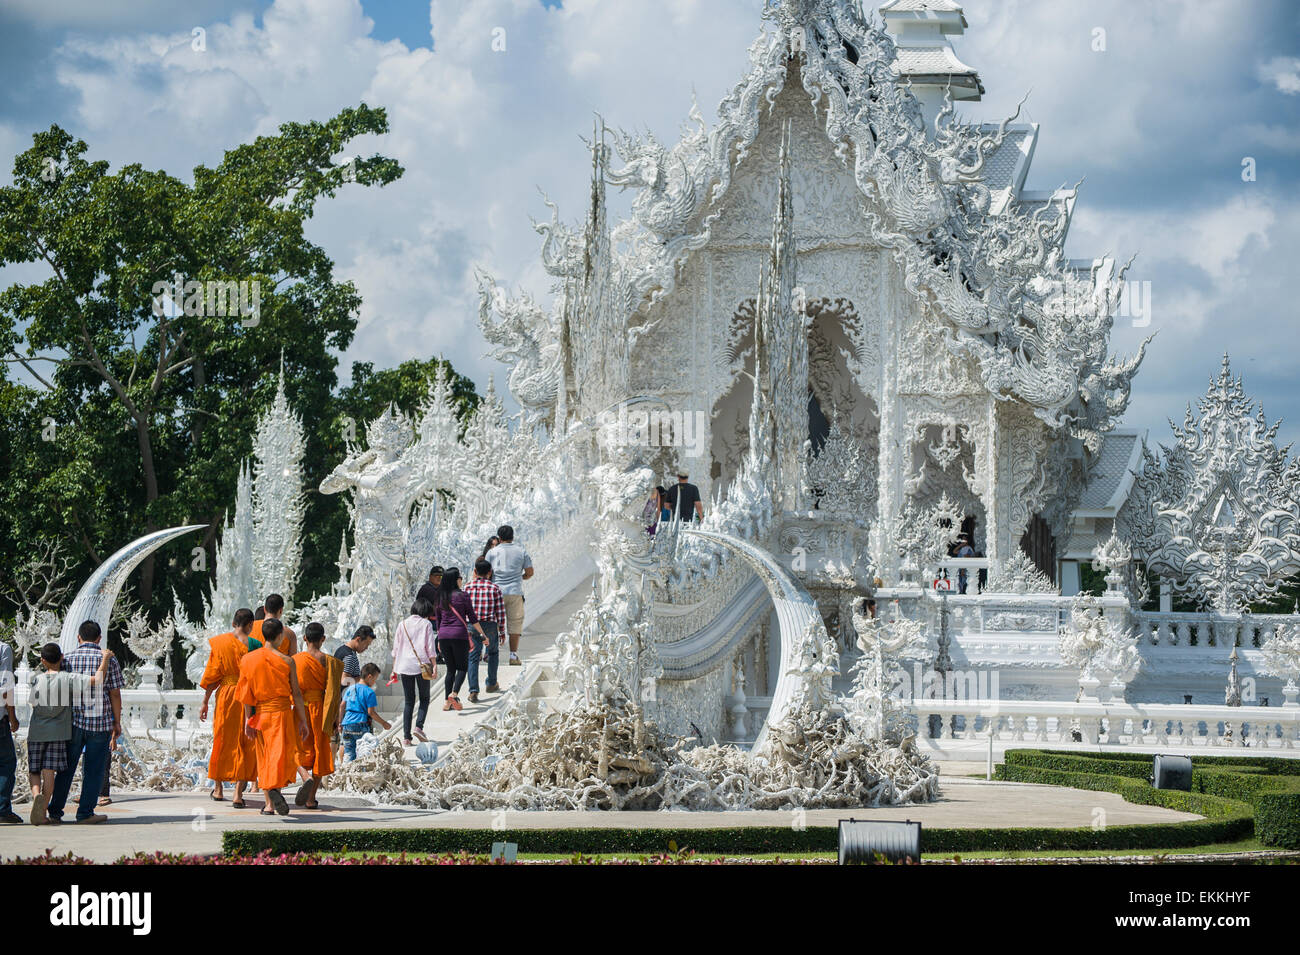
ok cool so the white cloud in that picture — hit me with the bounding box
[2,0,1297,451]
[1258,55,1300,94]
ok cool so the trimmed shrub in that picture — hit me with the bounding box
[997,749,1300,849]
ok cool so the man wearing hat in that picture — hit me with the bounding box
[664,472,703,523]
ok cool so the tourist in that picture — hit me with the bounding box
[665,472,703,523]
[27,642,115,826]
[642,486,663,536]
[0,638,16,824]
[956,535,975,594]
[465,559,506,702]
[335,624,375,690]
[415,565,444,608]
[434,567,486,710]
[340,663,390,761]
[235,617,310,816]
[198,608,258,807]
[478,535,500,562]
[249,593,297,653]
[46,620,124,825]
[658,486,671,523]
[486,525,533,666]
[293,622,343,809]
[391,598,438,744]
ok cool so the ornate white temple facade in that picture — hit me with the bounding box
[40,1,1300,767]
[465,0,1298,734]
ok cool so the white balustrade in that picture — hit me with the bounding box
[12,682,205,747]
[907,697,1300,751]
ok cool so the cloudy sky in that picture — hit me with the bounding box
[2,0,1298,448]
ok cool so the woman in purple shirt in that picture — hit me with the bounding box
[434,567,487,711]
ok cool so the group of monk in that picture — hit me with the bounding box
[197,594,342,816]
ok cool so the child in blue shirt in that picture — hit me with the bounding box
[340,663,391,761]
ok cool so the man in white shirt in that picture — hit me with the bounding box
[485,524,533,666]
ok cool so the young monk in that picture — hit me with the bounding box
[292,622,342,809]
[235,617,309,816]
[248,594,297,654]
[199,608,257,806]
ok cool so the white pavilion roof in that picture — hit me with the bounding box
[1073,428,1146,517]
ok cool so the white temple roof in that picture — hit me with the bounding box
[880,0,982,98]
[1073,428,1146,517]
[879,0,968,31]
[976,123,1036,215]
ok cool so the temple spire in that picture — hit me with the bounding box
[754,118,808,511]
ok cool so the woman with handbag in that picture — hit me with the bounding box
[433,567,486,712]
[391,597,438,745]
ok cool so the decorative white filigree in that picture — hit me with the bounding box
[1091,530,1132,595]
[1127,356,1300,614]
[1260,622,1300,702]
[985,551,1057,595]
[1058,595,1142,700]
[251,365,305,604]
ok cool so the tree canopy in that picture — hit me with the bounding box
[0,105,478,629]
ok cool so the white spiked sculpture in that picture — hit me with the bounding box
[58,525,205,653]
[251,366,306,604]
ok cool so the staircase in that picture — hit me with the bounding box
[378,576,594,757]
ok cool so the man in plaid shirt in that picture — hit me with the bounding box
[465,558,506,702]
[47,620,124,824]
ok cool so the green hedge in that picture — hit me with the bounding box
[222,749,1300,857]
[998,749,1300,849]
[223,826,843,857]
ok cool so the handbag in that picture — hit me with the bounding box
[398,619,435,681]
[448,597,486,646]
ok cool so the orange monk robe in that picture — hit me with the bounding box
[292,652,340,777]
[199,632,255,783]
[235,647,302,790]
[248,619,295,653]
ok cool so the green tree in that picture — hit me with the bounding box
[0,106,403,618]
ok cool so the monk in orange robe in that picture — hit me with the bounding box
[248,592,297,654]
[235,616,309,815]
[293,622,343,809]
[199,608,258,806]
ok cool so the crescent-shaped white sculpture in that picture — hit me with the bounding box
[679,527,831,756]
[58,525,207,652]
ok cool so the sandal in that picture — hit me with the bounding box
[232,799,247,809]
[210,792,224,802]
[267,789,290,816]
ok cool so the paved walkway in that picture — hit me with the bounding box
[376,577,590,754]
[0,778,1199,862]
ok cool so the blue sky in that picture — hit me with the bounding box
[1,0,1297,449]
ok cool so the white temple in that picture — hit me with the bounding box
[37,1,1300,778]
